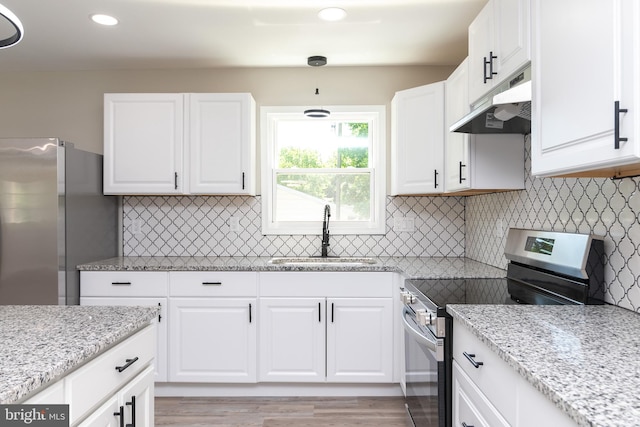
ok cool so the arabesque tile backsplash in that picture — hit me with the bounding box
[123,137,640,312]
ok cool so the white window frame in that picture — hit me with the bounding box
[261,105,386,235]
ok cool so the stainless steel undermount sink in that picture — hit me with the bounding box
[268,257,377,266]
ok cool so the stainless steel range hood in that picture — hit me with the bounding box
[450,66,531,135]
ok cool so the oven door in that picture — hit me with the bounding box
[402,307,446,427]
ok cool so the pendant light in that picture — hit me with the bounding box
[0,3,23,49]
[304,56,330,118]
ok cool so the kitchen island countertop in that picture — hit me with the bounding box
[0,305,159,404]
[447,304,640,427]
[77,256,506,279]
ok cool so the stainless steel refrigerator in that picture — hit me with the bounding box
[0,138,118,305]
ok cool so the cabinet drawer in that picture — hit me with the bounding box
[66,324,155,424]
[81,271,168,297]
[169,271,257,296]
[259,272,392,297]
[453,361,510,427]
[453,320,518,424]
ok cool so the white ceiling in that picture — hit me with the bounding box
[0,0,487,72]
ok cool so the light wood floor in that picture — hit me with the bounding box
[155,396,409,427]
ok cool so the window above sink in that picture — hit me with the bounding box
[260,105,386,235]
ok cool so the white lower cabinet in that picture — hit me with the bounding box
[258,298,326,382]
[326,298,393,382]
[79,366,155,427]
[169,298,256,382]
[80,271,168,382]
[258,272,394,384]
[453,318,577,427]
[26,325,156,427]
[168,271,258,383]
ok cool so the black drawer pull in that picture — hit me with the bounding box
[463,352,483,368]
[116,357,139,372]
[111,282,132,286]
[202,281,222,286]
[114,406,125,427]
[462,423,475,427]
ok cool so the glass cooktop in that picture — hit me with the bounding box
[406,278,513,308]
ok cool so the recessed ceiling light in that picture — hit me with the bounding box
[90,14,119,26]
[318,7,347,22]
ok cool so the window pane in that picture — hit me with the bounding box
[275,172,371,222]
[276,121,370,169]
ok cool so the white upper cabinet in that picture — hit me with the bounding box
[531,0,640,178]
[104,93,256,195]
[391,81,445,195]
[189,93,256,194]
[445,59,525,193]
[104,93,184,194]
[468,0,531,104]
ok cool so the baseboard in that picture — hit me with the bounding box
[155,382,403,397]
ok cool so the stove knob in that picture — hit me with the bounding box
[415,309,428,326]
[401,292,416,304]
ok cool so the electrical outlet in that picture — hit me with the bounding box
[496,218,504,238]
[131,219,143,235]
[229,217,240,232]
[394,216,415,232]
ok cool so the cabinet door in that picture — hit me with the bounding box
[326,298,393,383]
[531,0,639,177]
[494,0,530,81]
[468,1,495,104]
[77,395,120,427]
[188,93,256,195]
[81,297,167,383]
[446,58,471,192]
[119,366,155,427]
[391,82,445,195]
[258,298,325,382]
[169,298,256,383]
[104,93,184,194]
[468,0,531,104]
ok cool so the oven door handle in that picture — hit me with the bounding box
[402,307,439,353]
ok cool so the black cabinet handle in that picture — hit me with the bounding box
[331,303,334,323]
[463,352,483,369]
[462,423,475,427]
[111,282,132,286]
[125,395,136,427]
[116,357,139,373]
[242,172,245,190]
[484,51,498,83]
[615,100,628,149]
[158,302,162,323]
[318,302,321,322]
[434,169,439,189]
[114,406,125,427]
[174,172,178,190]
[459,161,466,184]
[249,303,252,323]
[202,281,222,286]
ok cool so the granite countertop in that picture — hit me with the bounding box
[77,256,507,279]
[0,305,159,404]
[447,304,640,427]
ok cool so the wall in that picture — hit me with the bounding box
[0,66,452,155]
[466,136,640,312]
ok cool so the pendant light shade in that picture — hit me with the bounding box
[303,108,330,118]
[0,3,23,49]
[304,56,330,118]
